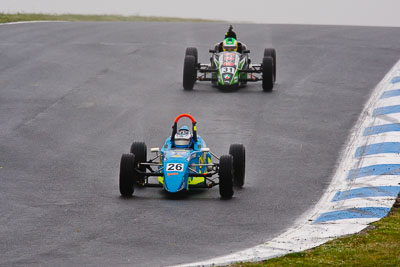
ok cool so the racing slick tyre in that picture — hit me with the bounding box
[240,72,247,86]
[119,153,135,197]
[211,60,218,85]
[183,55,197,90]
[185,47,198,66]
[264,48,276,79]
[229,144,246,187]
[130,141,147,171]
[219,154,234,199]
[262,56,274,92]
[130,141,147,185]
[212,72,217,85]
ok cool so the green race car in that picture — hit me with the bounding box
[183,37,276,91]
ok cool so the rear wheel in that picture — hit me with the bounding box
[130,141,147,185]
[240,72,247,86]
[211,59,217,85]
[219,155,234,199]
[119,153,135,197]
[183,55,197,90]
[262,56,274,92]
[130,142,147,168]
[185,47,198,66]
[212,72,217,85]
[264,48,276,79]
[229,144,246,187]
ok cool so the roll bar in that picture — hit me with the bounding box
[171,113,197,144]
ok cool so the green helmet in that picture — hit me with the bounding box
[222,38,238,52]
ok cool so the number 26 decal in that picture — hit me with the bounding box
[167,163,184,171]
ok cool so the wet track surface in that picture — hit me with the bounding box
[1,22,400,266]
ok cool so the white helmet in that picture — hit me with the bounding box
[174,126,192,148]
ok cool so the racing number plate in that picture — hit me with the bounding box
[222,67,235,73]
[166,163,184,172]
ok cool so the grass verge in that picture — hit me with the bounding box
[232,196,400,266]
[0,13,219,24]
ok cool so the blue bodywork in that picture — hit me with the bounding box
[158,135,212,193]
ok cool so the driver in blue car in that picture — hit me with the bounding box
[174,126,193,148]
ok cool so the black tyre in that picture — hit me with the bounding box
[219,155,234,199]
[211,59,217,85]
[229,144,246,187]
[183,55,197,90]
[212,72,217,85]
[262,56,274,92]
[130,141,147,185]
[119,153,135,197]
[264,48,276,79]
[240,64,247,85]
[130,141,147,172]
[185,47,198,66]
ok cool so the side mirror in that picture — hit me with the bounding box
[243,50,250,54]
[151,147,160,153]
[200,148,210,152]
[209,49,216,53]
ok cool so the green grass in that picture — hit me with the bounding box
[232,200,400,266]
[0,13,219,24]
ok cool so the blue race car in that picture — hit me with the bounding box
[119,114,245,199]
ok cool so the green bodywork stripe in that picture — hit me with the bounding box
[230,69,239,85]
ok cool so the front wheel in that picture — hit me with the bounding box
[130,141,147,185]
[219,155,234,199]
[130,142,147,168]
[264,48,276,80]
[119,153,135,197]
[183,55,197,90]
[229,144,246,187]
[185,47,198,66]
[262,56,274,92]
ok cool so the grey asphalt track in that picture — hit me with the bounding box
[1,22,400,266]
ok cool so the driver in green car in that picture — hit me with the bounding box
[217,25,247,53]
[225,25,237,39]
[222,38,238,52]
